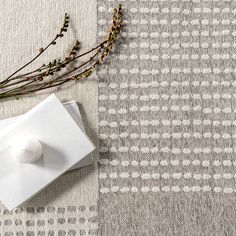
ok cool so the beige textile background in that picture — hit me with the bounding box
[0,0,98,235]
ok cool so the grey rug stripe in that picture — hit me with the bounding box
[98,0,236,235]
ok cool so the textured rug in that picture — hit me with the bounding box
[2,0,236,235]
[0,0,98,235]
[98,0,236,235]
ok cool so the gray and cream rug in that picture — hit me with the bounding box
[1,0,236,235]
[98,0,236,235]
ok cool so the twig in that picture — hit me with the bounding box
[0,4,122,100]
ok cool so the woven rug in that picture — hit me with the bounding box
[1,0,236,235]
[0,0,98,235]
[98,0,236,235]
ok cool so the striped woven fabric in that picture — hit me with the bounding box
[98,0,236,235]
[1,0,236,235]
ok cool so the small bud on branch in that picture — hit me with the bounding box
[0,4,123,100]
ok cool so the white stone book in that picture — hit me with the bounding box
[0,94,95,210]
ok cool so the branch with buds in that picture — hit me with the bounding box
[0,4,122,100]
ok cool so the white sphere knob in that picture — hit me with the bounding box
[11,137,43,163]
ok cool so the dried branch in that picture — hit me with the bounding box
[0,4,122,100]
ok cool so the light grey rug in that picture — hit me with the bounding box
[98,0,236,235]
[0,1,98,235]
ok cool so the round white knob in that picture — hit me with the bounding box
[11,137,43,163]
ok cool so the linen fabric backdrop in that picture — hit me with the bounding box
[1,0,236,235]
[0,0,98,235]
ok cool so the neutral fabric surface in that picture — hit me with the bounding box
[0,0,98,235]
[98,0,236,235]
[2,0,236,235]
